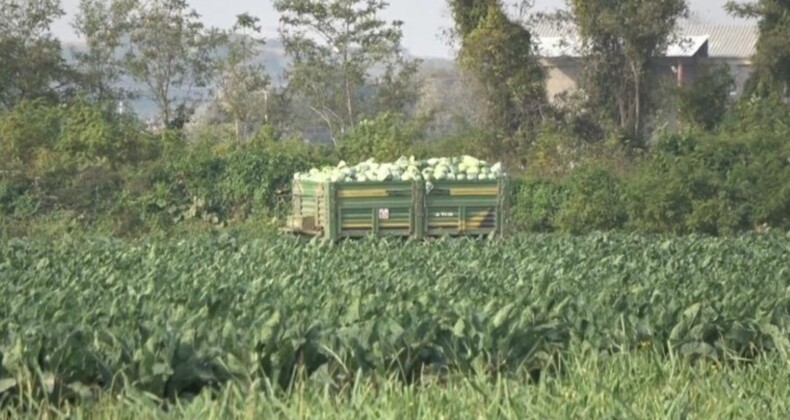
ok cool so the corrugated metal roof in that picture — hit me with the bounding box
[531,22,573,39]
[530,22,756,59]
[533,36,582,58]
[676,24,757,58]
[666,35,709,57]
[534,34,709,58]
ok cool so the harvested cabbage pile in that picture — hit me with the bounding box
[294,156,505,183]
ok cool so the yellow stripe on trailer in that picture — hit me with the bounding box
[469,209,495,220]
[450,187,498,196]
[429,222,460,228]
[430,221,492,229]
[466,217,491,225]
[342,222,373,229]
[337,189,389,198]
[342,221,410,229]
[380,222,410,228]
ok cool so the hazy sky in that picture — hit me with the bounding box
[52,0,752,59]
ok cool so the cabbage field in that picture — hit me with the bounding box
[1,233,789,417]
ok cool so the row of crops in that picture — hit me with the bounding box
[1,233,789,405]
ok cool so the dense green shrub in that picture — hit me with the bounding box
[0,101,334,237]
[677,63,735,131]
[554,165,627,233]
[509,166,628,236]
[1,99,160,172]
[494,120,788,236]
[2,89,788,238]
[0,99,62,168]
[622,128,789,234]
[623,162,694,234]
[0,175,37,218]
[509,176,566,232]
[413,126,500,163]
[622,131,697,233]
[336,112,423,163]
[116,140,333,234]
[724,92,790,136]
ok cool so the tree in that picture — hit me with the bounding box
[678,63,735,131]
[563,0,688,145]
[274,0,419,144]
[215,13,271,145]
[447,0,547,159]
[413,65,488,139]
[0,0,72,109]
[726,0,790,97]
[121,0,224,129]
[0,99,62,167]
[373,56,421,118]
[336,111,421,163]
[71,0,135,105]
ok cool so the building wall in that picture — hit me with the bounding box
[540,57,753,102]
[661,58,753,96]
[541,58,580,102]
[539,56,753,135]
[712,59,754,97]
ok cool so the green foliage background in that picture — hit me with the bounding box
[1,97,789,238]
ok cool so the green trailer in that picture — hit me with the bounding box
[282,177,509,239]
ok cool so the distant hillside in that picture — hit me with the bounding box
[62,39,456,119]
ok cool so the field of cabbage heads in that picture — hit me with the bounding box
[1,233,789,418]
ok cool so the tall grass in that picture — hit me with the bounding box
[4,349,788,419]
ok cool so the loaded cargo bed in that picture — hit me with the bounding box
[282,178,509,240]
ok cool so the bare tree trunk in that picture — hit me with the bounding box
[158,82,171,131]
[618,83,627,129]
[310,106,338,146]
[263,89,269,124]
[157,95,170,139]
[633,63,641,138]
[343,61,354,126]
[345,75,354,126]
[343,16,354,126]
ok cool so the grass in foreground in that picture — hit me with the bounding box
[3,350,789,419]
